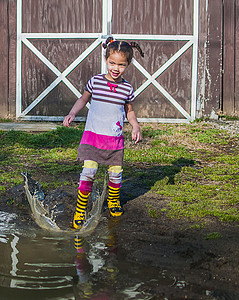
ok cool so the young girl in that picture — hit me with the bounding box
[63,37,144,229]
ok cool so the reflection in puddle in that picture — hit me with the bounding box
[0,211,156,299]
[0,211,218,299]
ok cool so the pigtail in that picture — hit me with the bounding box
[130,42,144,58]
[103,37,144,63]
[102,36,114,49]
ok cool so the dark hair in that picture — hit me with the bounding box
[103,36,144,64]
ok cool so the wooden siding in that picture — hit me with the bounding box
[112,0,193,35]
[197,0,223,118]
[223,0,239,116]
[223,0,235,115]
[0,0,9,117]
[236,0,239,114]
[22,0,102,33]
[8,0,17,117]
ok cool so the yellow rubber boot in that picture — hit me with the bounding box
[107,186,123,217]
[72,190,90,229]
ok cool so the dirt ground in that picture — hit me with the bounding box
[119,189,239,299]
[1,169,239,300]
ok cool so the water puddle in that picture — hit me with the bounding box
[0,210,228,299]
[0,210,169,299]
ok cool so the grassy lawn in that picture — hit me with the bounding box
[0,121,238,224]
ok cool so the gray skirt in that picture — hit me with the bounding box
[77,144,124,166]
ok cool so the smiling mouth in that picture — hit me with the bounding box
[112,72,119,77]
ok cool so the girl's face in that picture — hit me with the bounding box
[105,51,128,82]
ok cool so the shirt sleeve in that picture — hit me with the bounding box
[85,76,94,94]
[126,86,135,103]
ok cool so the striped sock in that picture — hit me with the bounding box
[74,236,86,251]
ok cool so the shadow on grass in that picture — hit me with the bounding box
[121,157,196,204]
[0,127,84,162]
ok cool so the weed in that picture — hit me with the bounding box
[205,232,223,240]
[41,180,73,190]
[188,224,205,229]
[219,115,239,121]
[146,204,159,218]
[7,198,15,205]
[0,118,12,122]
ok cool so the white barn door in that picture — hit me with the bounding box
[16,0,199,123]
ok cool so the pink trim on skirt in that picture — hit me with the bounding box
[80,131,124,150]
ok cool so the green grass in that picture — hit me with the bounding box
[150,157,239,223]
[188,128,230,145]
[141,126,173,138]
[0,122,238,226]
[124,123,239,224]
[0,126,84,149]
[124,145,194,164]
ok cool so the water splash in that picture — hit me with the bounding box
[21,172,107,236]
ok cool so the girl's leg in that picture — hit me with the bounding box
[107,165,123,217]
[73,160,98,229]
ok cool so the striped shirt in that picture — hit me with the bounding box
[85,74,135,106]
[77,74,135,165]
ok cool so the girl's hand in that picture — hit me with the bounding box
[63,113,75,127]
[124,103,142,144]
[62,91,91,127]
[132,126,142,144]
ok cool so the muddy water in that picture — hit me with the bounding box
[1,210,223,300]
[0,211,179,300]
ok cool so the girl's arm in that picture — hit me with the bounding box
[63,90,91,127]
[124,103,142,144]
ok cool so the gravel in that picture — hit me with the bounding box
[204,120,239,137]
